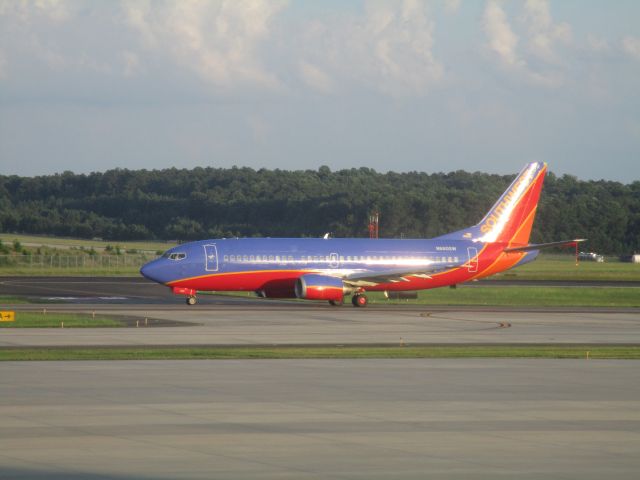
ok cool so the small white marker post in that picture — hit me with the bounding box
[61,321,64,329]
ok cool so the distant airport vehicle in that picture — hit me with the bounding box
[578,251,604,262]
[141,162,585,306]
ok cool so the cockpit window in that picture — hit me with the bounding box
[166,252,187,261]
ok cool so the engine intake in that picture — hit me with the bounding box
[295,274,347,302]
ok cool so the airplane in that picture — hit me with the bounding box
[140,162,584,306]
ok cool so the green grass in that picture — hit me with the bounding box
[0,266,143,276]
[1,345,638,361]
[0,233,175,253]
[492,255,640,282]
[0,312,126,328]
[212,285,640,307]
[0,296,31,304]
[365,286,640,307]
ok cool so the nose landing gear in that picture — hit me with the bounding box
[186,296,197,306]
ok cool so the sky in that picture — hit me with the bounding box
[0,0,639,181]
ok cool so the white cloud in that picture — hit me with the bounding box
[444,0,461,14]
[0,0,72,23]
[483,0,522,67]
[299,0,443,97]
[622,36,640,60]
[523,0,571,63]
[482,0,570,87]
[586,34,609,53]
[123,0,288,90]
[122,51,141,77]
[298,61,334,93]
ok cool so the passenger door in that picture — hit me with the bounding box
[466,247,478,273]
[204,244,219,272]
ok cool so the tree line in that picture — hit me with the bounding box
[0,166,638,254]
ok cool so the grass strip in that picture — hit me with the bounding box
[496,257,640,282]
[0,312,126,328]
[0,296,31,305]
[0,233,174,252]
[367,286,640,307]
[1,345,639,361]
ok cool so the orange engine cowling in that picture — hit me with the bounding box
[295,274,346,302]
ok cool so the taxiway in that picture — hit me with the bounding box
[1,359,639,479]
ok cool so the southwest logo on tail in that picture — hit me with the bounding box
[141,162,585,306]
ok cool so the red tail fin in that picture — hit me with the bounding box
[473,162,547,245]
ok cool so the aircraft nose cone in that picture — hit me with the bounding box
[140,260,160,282]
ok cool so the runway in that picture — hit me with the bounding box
[3,303,640,347]
[2,276,640,347]
[1,359,639,479]
[2,276,640,304]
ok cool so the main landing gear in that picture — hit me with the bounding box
[328,294,368,307]
[186,296,197,306]
[351,294,368,307]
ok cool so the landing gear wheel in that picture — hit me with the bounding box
[186,296,197,306]
[329,298,343,306]
[352,294,368,307]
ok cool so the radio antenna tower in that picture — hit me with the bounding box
[368,211,379,239]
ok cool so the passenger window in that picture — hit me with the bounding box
[224,255,229,261]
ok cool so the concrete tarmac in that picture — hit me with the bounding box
[3,303,640,347]
[2,276,640,305]
[2,274,639,347]
[1,359,639,479]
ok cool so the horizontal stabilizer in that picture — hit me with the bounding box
[504,239,587,253]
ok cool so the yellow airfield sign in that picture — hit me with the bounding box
[0,311,15,322]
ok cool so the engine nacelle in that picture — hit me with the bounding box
[256,279,297,298]
[295,274,347,302]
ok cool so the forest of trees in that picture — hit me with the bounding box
[0,166,638,254]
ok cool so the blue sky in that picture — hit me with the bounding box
[0,0,639,181]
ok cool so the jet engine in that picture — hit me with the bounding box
[294,274,348,302]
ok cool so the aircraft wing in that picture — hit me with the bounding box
[342,262,462,287]
[504,239,586,253]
